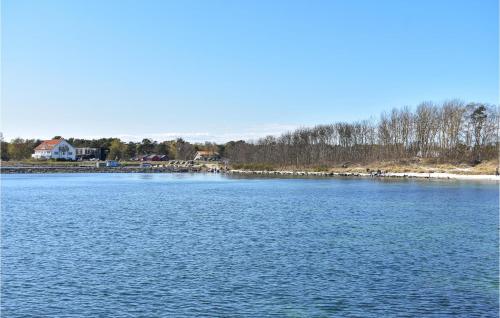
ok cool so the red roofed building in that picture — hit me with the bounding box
[32,139,76,160]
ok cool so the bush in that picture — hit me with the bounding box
[312,165,329,172]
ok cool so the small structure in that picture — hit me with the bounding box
[135,154,168,161]
[76,147,105,160]
[32,139,76,160]
[106,160,120,167]
[193,151,220,161]
[131,155,145,161]
[145,154,161,161]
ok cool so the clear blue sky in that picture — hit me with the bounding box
[2,0,498,142]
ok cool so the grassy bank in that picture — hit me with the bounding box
[230,159,499,175]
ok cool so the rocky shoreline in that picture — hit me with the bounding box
[2,165,499,181]
[0,165,204,174]
[225,169,500,181]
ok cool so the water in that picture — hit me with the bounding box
[1,173,498,317]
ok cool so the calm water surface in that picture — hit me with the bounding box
[1,173,498,317]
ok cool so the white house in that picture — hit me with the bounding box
[32,139,76,160]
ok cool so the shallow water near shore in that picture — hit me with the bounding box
[1,173,498,317]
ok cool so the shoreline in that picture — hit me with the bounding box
[1,165,499,181]
[0,165,203,174]
[226,169,500,181]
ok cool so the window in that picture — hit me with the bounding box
[54,151,59,155]
[68,152,73,155]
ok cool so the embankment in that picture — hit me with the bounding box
[225,169,500,181]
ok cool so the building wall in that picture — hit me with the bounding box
[32,150,52,159]
[76,148,103,159]
[50,140,76,160]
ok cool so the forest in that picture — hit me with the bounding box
[1,100,498,168]
[225,100,498,168]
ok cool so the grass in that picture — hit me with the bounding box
[326,160,498,175]
[229,159,499,175]
[4,160,83,166]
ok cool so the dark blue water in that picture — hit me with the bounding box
[1,173,498,317]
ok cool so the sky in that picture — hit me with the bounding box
[1,0,498,143]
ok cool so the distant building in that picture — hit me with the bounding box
[144,154,161,161]
[193,151,220,161]
[131,155,144,161]
[32,139,76,160]
[76,147,105,160]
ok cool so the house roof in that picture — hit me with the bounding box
[34,139,63,151]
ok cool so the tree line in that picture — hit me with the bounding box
[224,100,498,168]
[1,100,498,166]
[104,138,221,161]
[0,137,221,161]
